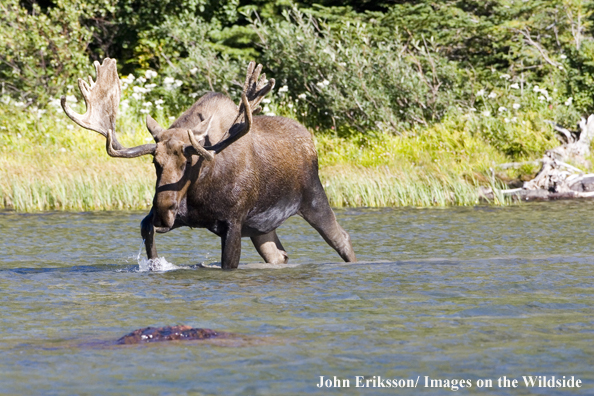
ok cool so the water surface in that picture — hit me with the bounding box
[1,202,593,394]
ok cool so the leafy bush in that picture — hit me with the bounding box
[251,8,467,134]
[0,0,93,105]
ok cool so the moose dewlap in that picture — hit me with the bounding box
[61,59,356,269]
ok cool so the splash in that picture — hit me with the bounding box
[137,256,180,272]
[136,240,180,272]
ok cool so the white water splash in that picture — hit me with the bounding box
[137,256,179,272]
[136,240,180,272]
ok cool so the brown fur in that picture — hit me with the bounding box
[61,58,355,269]
[142,93,356,269]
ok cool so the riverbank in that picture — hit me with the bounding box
[0,107,550,211]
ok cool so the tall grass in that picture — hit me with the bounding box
[0,155,154,211]
[0,104,529,212]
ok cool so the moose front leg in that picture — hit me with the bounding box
[221,222,242,270]
[141,208,158,259]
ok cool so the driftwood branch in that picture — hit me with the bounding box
[482,115,594,201]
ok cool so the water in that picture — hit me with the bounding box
[0,202,593,395]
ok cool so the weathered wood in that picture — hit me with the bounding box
[487,115,594,201]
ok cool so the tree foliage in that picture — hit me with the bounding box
[1,0,594,143]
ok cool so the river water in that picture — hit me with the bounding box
[0,202,593,395]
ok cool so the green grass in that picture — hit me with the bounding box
[0,104,540,211]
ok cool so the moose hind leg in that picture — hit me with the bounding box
[141,208,158,259]
[251,230,289,264]
[300,191,357,262]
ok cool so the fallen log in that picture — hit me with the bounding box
[485,115,594,201]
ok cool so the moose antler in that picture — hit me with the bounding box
[61,58,156,158]
[242,61,275,113]
[198,62,273,155]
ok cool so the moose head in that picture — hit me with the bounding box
[62,59,273,233]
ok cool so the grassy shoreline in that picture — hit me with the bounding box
[0,106,533,212]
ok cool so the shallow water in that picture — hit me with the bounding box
[1,202,593,395]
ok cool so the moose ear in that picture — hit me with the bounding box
[146,115,165,142]
[190,115,213,142]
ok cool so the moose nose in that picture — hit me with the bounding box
[153,202,178,232]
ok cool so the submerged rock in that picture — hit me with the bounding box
[117,325,227,344]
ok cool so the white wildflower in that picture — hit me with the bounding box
[133,86,148,94]
[60,147,67,152]
[142,102,152,107]
[565,97,573,106]
[500,74,511,80]
[169,116,175,121]
[262,98,271,104]
[144,137,153,142]
[469,107,476,112]
[154,99,164,105]
[512,103,521,110]
[504,118,510,123]
[533,85,540,93]
[174,80,182,88]
[49,98,61,108]
[140,109,150,114]
[67,85,74,91]
[338,62,347,66]
[164,77,175,85]
[67,125,74,130]
[120,99,129,111]
[132,93,143,100]
[65,95,77,103]
[298,93,307,100]
[323,79,330,86]
[482,110,491,117]
[17,133,22,138]
[278,85,289,93]
[145,70,158,79]
[37,109,46,118]
[287,103,293,109]
[145,83,157,90]
[476,89,485,96]
[137,77,147,84]
[156,105,163,110]
[498,106,507,112]
[189,67,198,75]
[189,93,198,98]
[488,92,497,99]
[538,95,546,101]
[510,83,520,89]
[560,54,567,59]
[1,96,10,104]
[511,117,517,123]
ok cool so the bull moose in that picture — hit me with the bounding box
[61,58,356,269]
